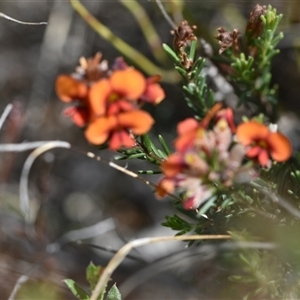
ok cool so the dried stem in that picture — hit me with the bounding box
[90,234,231,300]
[0,104,13,130]
[120,0,167,63]
[0,12,47,25]
[69,0,178,82]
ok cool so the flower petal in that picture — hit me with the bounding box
[110,68,146,100]
[109,130,135,150]
[246,145,261,158]
[183,184,213,210]
[156,177,175,198]
[258,149,270,167]
[107,100,135,115]
[200,102,222,128]
[267,132,292,162]
[85,116,117,145]
[177,118,199,135]
[55,75,88,103]
[89,79,112,116]
[161,153,184,177]
[216,107,236,133]
[174,118,202,152]
[64,106,89,127]
[118,110,154,135]
[236,121,269,145]
[141,76,165,104]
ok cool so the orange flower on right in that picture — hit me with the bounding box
[236,121,292,167]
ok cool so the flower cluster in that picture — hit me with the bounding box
[55,53,165,150]
[157,106,292,210]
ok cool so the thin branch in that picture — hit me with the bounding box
[0,104,13,130]
[76,243,147,264]
[85,151,181,202]
[8,275,29,300]
[0,141,64,152]
[120,240,277,297]
[19,141,71,223]
[46,218,115,253]
[0,12,47,25]
[69,0,178,83]
[90,234,230,300]
[120,0,167,63]
[153,0,176,29]
[0,140,180,221]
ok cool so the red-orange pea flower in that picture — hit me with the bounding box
[174,118,202,152]
[55,75,88,103]
[141,75,165,104]
[236,121,292,166]
[55,75,90,127]
[85,110,154,150]
[89,68,146,117]
[160,153,186,177]
[215,107,236,133]
[174,103,224,152]
[64,106,89,128]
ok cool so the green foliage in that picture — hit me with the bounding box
[64,280,90,300]
[115,134,172,174]
[86,262,103,292]
[162,214,193,235]
[106,284,122,300]
[229,5,284,119]
[64,262,121,300]
[163,40,216,118]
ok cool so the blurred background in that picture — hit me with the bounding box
[0,0,300,299]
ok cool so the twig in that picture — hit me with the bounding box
[154,0,176,29]
[0,104,13,130]
[0,12,47,25]
[120,240,277,297]
[120,0,167,63]
[90,234,230,300]
[69,0,178,82]
[85,151,181,202]
[1,140,179,222]
[8,275,29,300]
[0,141,64,152]
[46,218,115,253]
[19,141,71,223]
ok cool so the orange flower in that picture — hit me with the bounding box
[174,118,202,152]
[56,55,165,150]
[64,106,89,128]
[141,75,165,104]
[89,69,165,117]
[236,121,292,166]
[85,110,154,150]
[174,104,224,152]
[89,68,146,117]
[55,75,88,103]
[161,153,186,177]
[215,107,236,133]
[55,75,90,127]
[156,177,175,198]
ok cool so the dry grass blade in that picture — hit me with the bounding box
[0,12,47,25]
[90,234,231,300]
[19,141,71,223]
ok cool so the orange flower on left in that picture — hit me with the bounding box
[55,53,165,150]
